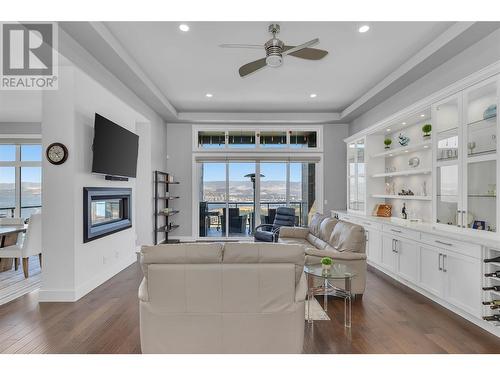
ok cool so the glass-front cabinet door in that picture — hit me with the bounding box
[433,76,499,233]
[433,94,462,227]
[463,77,498,232]
[347,138,365,213]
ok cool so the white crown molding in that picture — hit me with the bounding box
[177,111,341,124]
[89,22,178,118]
[344,59,500,143]
[340,22,476,120]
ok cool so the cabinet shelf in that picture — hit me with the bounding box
[157,224,180,233]
[372,168,431,178]
[372,194,432,201]
[371,139,432,158]
[157,210,179,216]
[157,196,180,200]
[467,115,496,126]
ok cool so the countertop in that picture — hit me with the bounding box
[332,210,500,249]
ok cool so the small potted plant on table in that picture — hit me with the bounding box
[321,257,333,273]
[384,138,392,149]
[422,124,432,139]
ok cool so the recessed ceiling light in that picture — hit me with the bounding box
[386,128,391,132]
[404,150,409,153]
[424,145,429,149]
[420,114,425,117]
[389,154,393,157]
[402,122,407,125]
[358,25,370,33]
[205,93,213,98]
[310,93,317,98]
[179,24,190,32]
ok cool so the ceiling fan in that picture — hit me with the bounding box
[220,23,328,77]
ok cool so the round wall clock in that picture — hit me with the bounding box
[46,142,68,165]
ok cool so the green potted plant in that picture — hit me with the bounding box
[321,256,333,272]
[384,138,392,149]
[422,124,432,139]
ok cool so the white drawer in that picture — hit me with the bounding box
[337,214,359,224]
[420,233,481,259]
[382,224,420,241]
[358,219,382,231]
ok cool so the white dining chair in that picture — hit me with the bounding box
[0,213,42,278]
[0,218,24,225]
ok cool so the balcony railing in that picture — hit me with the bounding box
[200,200,308,237]
[0,205,42,218]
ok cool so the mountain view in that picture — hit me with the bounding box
[203,180,303,202]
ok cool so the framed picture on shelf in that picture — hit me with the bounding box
[472,220,486,230]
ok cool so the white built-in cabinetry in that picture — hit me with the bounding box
[334,210,491,334]
[342,65,500,336]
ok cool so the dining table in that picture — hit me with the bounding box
[0,225,27,272]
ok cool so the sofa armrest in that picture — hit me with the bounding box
[279,226,309,239]
[295,272,308,303]
[138,277,149,302]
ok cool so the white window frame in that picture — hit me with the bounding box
[0,142,42,218]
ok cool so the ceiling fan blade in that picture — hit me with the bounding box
[239,58,267,77]
[282,38,319,56]
[220,44,263,49]
[283,46,328,60]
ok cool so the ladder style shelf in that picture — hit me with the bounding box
[154,171,180,245]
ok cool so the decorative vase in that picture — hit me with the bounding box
[483,104,497,120]
[322,264,331,272]
[423,133,431,139]
[384,145,391,149]
[398,133,410,146]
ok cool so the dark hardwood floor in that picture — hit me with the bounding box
[0,262,499,354]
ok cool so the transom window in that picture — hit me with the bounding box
[0,143,42,218]
[196,128,320,150]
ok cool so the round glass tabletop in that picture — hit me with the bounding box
[304,263,356,280]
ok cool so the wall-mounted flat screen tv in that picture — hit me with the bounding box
[91,113,139,178]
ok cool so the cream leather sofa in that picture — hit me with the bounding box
[139,242,307,354]
[279,213,367,295]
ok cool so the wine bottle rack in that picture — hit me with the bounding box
[483,247,500,326]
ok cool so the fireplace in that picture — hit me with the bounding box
[83,187,132,243]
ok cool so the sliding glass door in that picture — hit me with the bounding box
[198,160,316,238]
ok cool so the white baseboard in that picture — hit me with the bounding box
[38,288,77,302]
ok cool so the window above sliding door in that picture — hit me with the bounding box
[193,126,322,152]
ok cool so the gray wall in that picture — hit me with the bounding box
[350,29,500,135]
[166,123,348,238]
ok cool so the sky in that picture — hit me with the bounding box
[203,162,304,182]
[0,145,42,184]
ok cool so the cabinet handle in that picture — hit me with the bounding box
[390,229,402,234]
[443,254,447,272]
[435,240,453,247]
[456,210,461,228]
[438,253,443,271]
[393,239,399,253]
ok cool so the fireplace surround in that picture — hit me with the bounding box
[83,187,132,243]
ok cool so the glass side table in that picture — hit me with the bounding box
[304,263,356,328]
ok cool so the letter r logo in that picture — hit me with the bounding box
[2,23,53,75]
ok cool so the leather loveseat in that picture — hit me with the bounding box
[279,213,367,295]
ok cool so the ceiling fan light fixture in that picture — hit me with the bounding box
[358,25,370,33]
[266,54,283,67]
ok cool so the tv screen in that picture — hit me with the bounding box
[92,113,139,178]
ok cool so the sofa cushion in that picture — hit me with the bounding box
[279,237,310,247]
[318,217,338,242]
[140,243,224,277]
[305,245,367,261]
[306,233,329,250]
[223,242,305,284]
[328,221,366,253]
[308,212,327,237]
[279,226,309,239]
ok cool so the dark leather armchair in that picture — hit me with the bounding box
[254,207,296,242]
